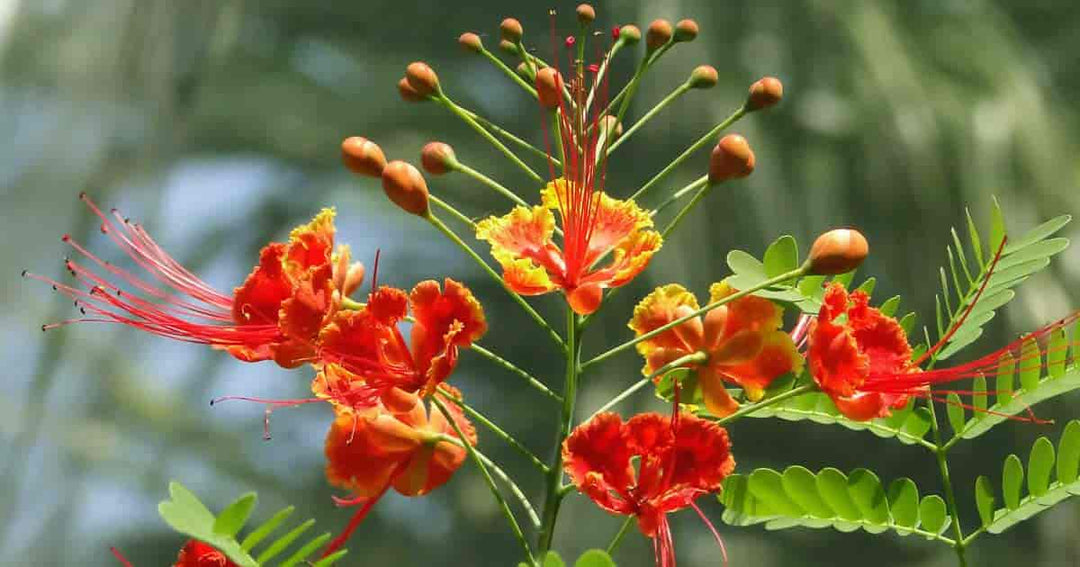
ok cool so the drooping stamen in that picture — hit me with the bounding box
[691,501,728,567]
[321,457,412,559]
[209,395,323,440]
[109,547,134,567]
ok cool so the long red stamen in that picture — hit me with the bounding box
[210,395,323,440]
[691,501,728,566]
[321,458,411,558]
[109,547,134,567]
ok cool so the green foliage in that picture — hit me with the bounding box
[719,466,952,542]
[157,482,345,567]
[970,421,1080,536]
[522,550,616,567]
[929,201,1070,361]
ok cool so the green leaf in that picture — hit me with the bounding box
[1003,215,1071,254]
[879,296,901,318]
[279,533,331,567]
[957,362,1080,441]
[1058,421,1080,485]
[972,375,988,413]
[997,238,1070,271]
[988,196,1006,253]
[945,393,965,437]
[312,551,348,567]
[855,277,876,297]
[918,496,948,535]
[1002,455,1024,510]
[763,235,799,279]
[1048,328,1068,378]
[745,391,932,447]
[719,467,951,541]
[1028,437,1056,497]
[975,476,995,527]
[157,483,256,567]
[1018,338,1041,392]
[214,493,257,538]
[543,551,567,567]
[832,271,856,289]
[574,549,616,567]
[241,506,294,552]
[966,208,984,266]
[255,519,314,564]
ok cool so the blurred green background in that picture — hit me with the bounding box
[3,0,1079,565]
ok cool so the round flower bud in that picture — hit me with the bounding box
[576,4,596,25]
[498,39,518,54]
[405,62,439,97]
[341,136,387,177]
[646,19,673,52]
[381,161,430,217]
[746,76,783,111]
[535,67,563,110]
[459,32,483,53]
[515,62,531,80]
[619,24,641,44]
[808,229,869,275]
[599,115,622,139]
[420,141,458,175]
[688,65,718,89]
[708,134,755,183]
[500,18,523,43]
[674,19,699,42]
[397,77,425,102]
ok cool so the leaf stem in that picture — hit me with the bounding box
[660,179,713,240]
[451,160,530,208]
[606,516,635,555]
[436,433,542,530]
[926,400,969,567]
[650,174,708,218]
[468,343,562,403]
[459,107,556,166]
[606,82,692,155]
[429,194,476,230]
[591,352,708,418]
[714,384,817,425]
[438,388,549,474]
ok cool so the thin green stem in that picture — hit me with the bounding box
[585,39,625,113]
[605,516,635,555]
[436,432,542,530]
[660,180,713,240]
[438,388,549,474]
[629,106,747,202]
[427,214,565,350]
[599,43,672,121]
[591,352,709,418]
[429,194,476,230]
[714,384,817,425]
[582,267,808,369]
[651,175,708,218]
[926,400,969,567]
[606,82,692,155]
[452,161,530,208]
[432,396,535,563]
[537,308,581,554]
[468,343,561,403]
[459,107,555,165]
[480,47,538,98]
[438,95,544,183]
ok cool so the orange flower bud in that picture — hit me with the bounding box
[746,76,783,111]
[341,136,387,178]
[498,39,517,54]
[381,161,430,217]
[500,18,523,43]
[688,65,718,89]
[515,61,530,80]
[397,77,425,102]
[808,229,869,275]
[535,67,563,110]
[576,4,596,25]
[405,62,439,97]
[674,19,699,42]
[619,24,641,44]
[708,134,755,183]
[646,19,673,51]
[459,32,483,53]
[599,115,622,139]
[420,141,457,175]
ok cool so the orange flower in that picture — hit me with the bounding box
[173,540,236,567]
[37,195,363,369]
[477,180,660,315]
[563,412,734,567]
[629,282,804,417]
[317,278,486,409]
[807,283,916,421]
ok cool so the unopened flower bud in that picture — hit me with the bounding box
[397,77,425,102]
[500,18,523,43]
[420,141,458,175]
[576,4,596,25]
[708,134,755,183]
[381,161,430,217]
[807,229,869,275]
[674,19,699,42]
[342,262,365,296]
[498,39,517,54]
[459,32,483,53]
[599,115,622,139]
[746,76,783,111]
[405,62,439,97]
[646,19,673,51]
[688,65,718,89]
[341,136,387,177]
[535,67,563,110]
[515,62,530,80]
[619,25,641,44]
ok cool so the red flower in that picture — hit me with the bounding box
[173,540,236,567]
[317,278,486,409]
[563,412,734,567]
[629,282,804,417]
[35,195,363,369]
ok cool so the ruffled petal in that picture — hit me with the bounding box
[324,410,409,497]
[628,284,701,370]
[174,540,236,567]
[278,263,335,342]
[476,205,563,294]
[708,280,784,337]
[847,290,914,377]
[410,279,487,347]
[718,330,804,401]
[808,316,868,397]
[669,414,735,492]
[600,229,662,289]
[285,207,336,278]
[232,243,291,326]
[562,413,636,497]
[831,391,890,421]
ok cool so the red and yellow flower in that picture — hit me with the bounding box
[477,179,660,315]
[629,282,804,417]
[563,412,734,567]
[173,540,236,567]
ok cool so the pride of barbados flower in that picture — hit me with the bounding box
[563,412,734,567]
[629,281,804,417]
[31,194,363,369]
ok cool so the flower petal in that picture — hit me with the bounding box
[563,413,636,498]
[600,229,662,289]
[232,243,291,326]
[285,208,336,277]
[699,367,741,417]
[628,284,701,373]
[410,279,487,347]
[324,410,409,497]
[717,330,804,401]
[669,414,735,492]
[477,205,563,294]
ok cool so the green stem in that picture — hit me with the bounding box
[714,384,817,425]
[427,214,565,350]
[591,352,709,418]
[582,267,808,369]
[468,343,561,403]
[605,516,635,555]
[429,194,476,230]
[599,43,672,121]
[438,95,544,183]
[438,388,549,474]
[629,106,747,202]
[452,160,530,208]
[537,308,581,554]
[460,108,556,166]
[432,396,535,563]
[480,47,538,98]
[606,82,692,155]
[585,39,625,113]
[660,179,712,240]
[651,175,708,218]
[926,400,969,567]
[436,433,542,529]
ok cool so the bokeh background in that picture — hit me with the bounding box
[3,0,1080,565]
